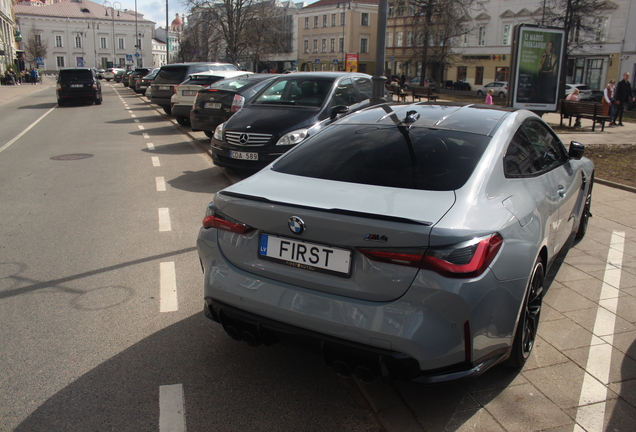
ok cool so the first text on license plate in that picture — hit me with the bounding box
[259,234,351,276]
[182,90,197,96]
[204,102,222,109]
[70,84,84,88]
[229,151,258,160]
[159,86,171,90]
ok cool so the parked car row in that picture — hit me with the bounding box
[118,65,596,385]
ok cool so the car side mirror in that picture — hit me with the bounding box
[568,141,585,160]
[330,105,349,120]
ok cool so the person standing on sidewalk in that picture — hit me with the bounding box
[30,68,39,85]
[603,80,616,124]
[615,72,635,126]
[484,89,494,105]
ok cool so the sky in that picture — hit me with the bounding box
[117,0,187,29]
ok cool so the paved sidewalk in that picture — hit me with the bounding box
[0,75,56,105]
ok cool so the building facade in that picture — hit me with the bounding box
[1,0,16,74]
[151,37,165,67]
[15,0,155,71]
[297,0,378,74]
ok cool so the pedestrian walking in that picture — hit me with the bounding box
[614,72,635,126]
[30,68,39,85]
[485,89,494,105]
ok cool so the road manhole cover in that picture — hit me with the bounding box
[50,154,94,161]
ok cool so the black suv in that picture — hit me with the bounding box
[150,62,238,114]
[128,67,153,92]
[56,68,102,106]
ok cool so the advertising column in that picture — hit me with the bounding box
[346,53,358,72]
[511,25,566,112]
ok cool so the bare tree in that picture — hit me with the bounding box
[408,0,475,83]
[182,0,290,66]
[24,28,48,65]
[538,0,615,54]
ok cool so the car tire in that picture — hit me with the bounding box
[499,92,505,98]
[163,105,172,115]
[106,79,111,82]
[176,116,190,126]
[575,174,594,240]
[57,99,65,107]
[506,257,544,369]
[477,90,483,96]
[95,96,102,105]
[204,130,214,138]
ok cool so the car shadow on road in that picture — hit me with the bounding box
[17,103,58,110]
[166,167,229,194]
[13,314,382,432]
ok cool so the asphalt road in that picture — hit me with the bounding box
[0,84,383,432]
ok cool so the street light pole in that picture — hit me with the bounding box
[337,2,351,70]
[103,1,122,68]
[87,21,99,68]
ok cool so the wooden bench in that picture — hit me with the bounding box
[385,83,408,102]
[410,85,438,102]
[559,100,610,132]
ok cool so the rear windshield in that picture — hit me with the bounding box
[181,75,226,86]
[272,125,491,191]
[253,77,335,107]
[154,66,189,84]
[211,76,274,95]
[60,70,92,81]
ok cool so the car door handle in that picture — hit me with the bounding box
[557,185,566,198]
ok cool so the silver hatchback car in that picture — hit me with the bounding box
[197,103,594,383]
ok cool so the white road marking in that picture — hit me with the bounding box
[152,156,161,167]
[158,208,171,232]
[574,230,625,432]
[159,383,186,431]
[156,176,166,191]
[143,133,150,139]
[134,119,140,123]
[147,142,155,150]
[138,124,145,130]
[1,107,56,154]
[159,262,178,312]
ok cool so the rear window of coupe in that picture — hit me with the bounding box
[272,125,491,191]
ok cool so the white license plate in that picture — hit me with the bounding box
[259,234,351,276]
[159,86,171,91]
[182,90,197,96]
[70,84,84,88]
[139,85,147,89]
[229,151,258,160]
[204,102,222,109]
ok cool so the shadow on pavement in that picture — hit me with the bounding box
[167,167,228,194]
[14,314,382,432]
[17,103,58,110]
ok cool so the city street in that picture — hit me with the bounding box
[1,80,635,432]
[0,83,382,432]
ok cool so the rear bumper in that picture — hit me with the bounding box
[150,95,172,107]
[197,229,525,382]
[171,104,192,118]
[190,111,227,132]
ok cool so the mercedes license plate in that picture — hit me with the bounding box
[259,234,351,276]
[204,102,222,109]
[229,151,258,160]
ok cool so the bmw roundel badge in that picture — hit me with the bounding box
[288,216,305,235]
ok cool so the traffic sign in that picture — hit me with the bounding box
[135,53,140,58]
[125,54,133,62]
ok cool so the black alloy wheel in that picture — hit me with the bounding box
[477,90,483,96]
[575,175,594,240]
[175,116,190,126]
[204,130,214,138]
[506,258,544,368]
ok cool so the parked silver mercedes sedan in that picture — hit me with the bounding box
[196,102,594,384]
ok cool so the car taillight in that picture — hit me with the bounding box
[92,82,98,89]
[56,83,61,90]
[173,86,178,94]
[231,94,245,113]
[358,233,503,278]
[202,202,253,234]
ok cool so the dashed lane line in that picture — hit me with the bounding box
[159,383,186,431]
[158,208,171,232]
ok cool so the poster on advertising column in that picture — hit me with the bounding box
[511,25,566,112]
[346,54,358,72]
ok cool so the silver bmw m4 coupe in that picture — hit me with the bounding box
[196,102,594,384]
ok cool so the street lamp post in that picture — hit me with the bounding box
[74,28,86,67]
[87,21,99,68]
[103,1,122,68]
[337,1,351,71]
